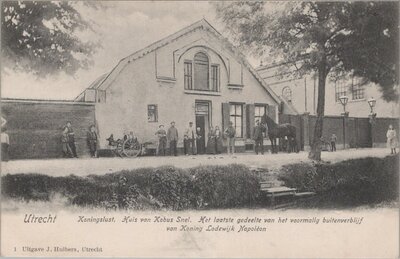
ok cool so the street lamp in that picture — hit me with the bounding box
[368,97,377,147]
[339,95,349,149]
[368,97,377,115]
[339,95,349,115]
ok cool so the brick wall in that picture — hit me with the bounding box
[281,113,399,150]
[2,100,95,159]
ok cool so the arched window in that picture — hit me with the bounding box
[282,86,292,102]
[184,51,219,92]
[193,52,209,91]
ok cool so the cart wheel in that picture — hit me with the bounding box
[122,139,141,157]
[115,142,125,157]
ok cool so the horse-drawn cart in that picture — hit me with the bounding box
[105,135,155,157]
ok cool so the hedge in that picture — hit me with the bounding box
[278,155,399,207]
[1,164,260,210]
[2,156,398,210]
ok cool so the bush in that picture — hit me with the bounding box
[1,164,260,210]
[278,155,399,207]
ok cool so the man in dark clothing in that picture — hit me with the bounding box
[65,121,78,158]
[167,121,179,156]
[87,125,98,157]
[253,120,265,155]
[196,126,204,154]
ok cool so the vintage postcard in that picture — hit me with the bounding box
[1,1,399,258]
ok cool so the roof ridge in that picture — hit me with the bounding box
[80,19,286,109]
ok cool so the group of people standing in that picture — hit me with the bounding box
[63,122,399,158]
[62,121,98,158]
[155,121,237,156]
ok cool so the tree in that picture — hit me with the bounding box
[214,1,399,160]
[1,1,101,76]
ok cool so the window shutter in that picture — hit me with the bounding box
[242,104,247,139]
[222,103,230,132]
[246,104,255,139]
[268,105,277,122]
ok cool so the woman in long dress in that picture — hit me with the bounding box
[386,124,397,154]
[206,126,216,154]
[215,126,224,154]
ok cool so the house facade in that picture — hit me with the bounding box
[257,63,399,118]
[76,20,293,152]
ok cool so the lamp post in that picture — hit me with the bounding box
[339,95,349,149]
[368,97,377,147]
[368,97,377,115]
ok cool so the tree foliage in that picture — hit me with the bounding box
[214,1,399,160]
[214,1,398,101]
[1,1,101,76]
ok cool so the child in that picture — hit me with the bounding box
[330,133,337,152]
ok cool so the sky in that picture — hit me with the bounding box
[2,1,260,100]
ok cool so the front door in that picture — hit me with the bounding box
[195,115,206,154]
[195,101,211,154]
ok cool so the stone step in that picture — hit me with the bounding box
[294,192,316,197]
[261,186,297,197]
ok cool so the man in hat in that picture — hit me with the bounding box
[167,121,179,156]
[64,121,78,158]
[224,121,236,155]
[184,122,196,155]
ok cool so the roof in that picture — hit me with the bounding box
[77,19,285,107]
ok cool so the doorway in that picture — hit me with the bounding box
[195,101,211,154]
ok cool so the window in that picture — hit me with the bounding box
[335,75,365,102]
[147,104,158,122]
[351,77,365,100]
[184,62,192,90]
[184,52,220,92]
[335,80,347,102]
[230,103,243,138]
[255,105,267,124]
[193,52,209,91]
[211,65,219,91]
[282,86,292,102]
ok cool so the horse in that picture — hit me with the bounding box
[261,114,298,154]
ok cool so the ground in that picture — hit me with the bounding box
[1,148,392,176]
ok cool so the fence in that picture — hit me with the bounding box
[280,113,399,150]
[2,99,96,159]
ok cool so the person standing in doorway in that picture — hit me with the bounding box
[224,121,236,155]
[386,125,398,154]
[185,122,196,155]
[65,121,78,158]
[1,127,10,162]
[330,133,337,152]
[87,125,98,158]
[167,121,179,156]
[253,120,264,155]
[155,124,167,156]
[196,126,205,155]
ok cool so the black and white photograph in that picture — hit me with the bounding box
[1,1,399,258]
